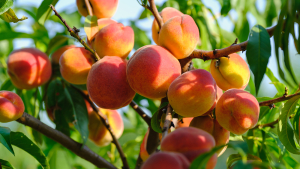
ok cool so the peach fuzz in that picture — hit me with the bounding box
[127,45,181,99]
[190,116,230,156]
[59,47,94,84]
[88,109,123,147]
[7,48,52,90]
[152,7,183,44]
[51,45,76,64]
[87,56,135,109]
[76,0,118,19]
[141,152,190,169]
[94,23,134,59]
[215,89,259,135]
[161,127,217,168]
[158,15,199,59]
[168,69,217,117]
[0,91,24,123]
[210,53,250,91]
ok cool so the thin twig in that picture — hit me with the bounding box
[148,0,163,29]
[161,104,173,140]
[253,114,295,129]
[17,113,116,169]
[130,101,151,126]
[84,0,93,16]
[259,92,300,107]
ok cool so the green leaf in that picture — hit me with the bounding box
[293,107,300,143]
[0,79,14,91]
[0,127,14,155]
[54,109,71,137]
[36,0,59,25]
[0,0,13,15]
[226,154,261,169]
[46,35,70,55]
[277,95,300,154]
[265,67,286,95]
[246,25,271,94]
[220,0,231,15]
[150,102,169,133]
[0,8,28,23]
[0,159,15,169]
[234,14,249,42]
[10,132,50,169]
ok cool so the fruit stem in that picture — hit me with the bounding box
[84,0,93,16]
[147,0,164,29]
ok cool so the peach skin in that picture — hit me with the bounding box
[176,117,193,128]
[0,91,24,123]
[168,69,217,117]
[140,129,150,161]
[126,45,181,99]
[51,45,76,64]
[7,48,52,90]
[210,53,250,91]
[76,0,118,19]
[215,89,260,135]
[158,14,199,59]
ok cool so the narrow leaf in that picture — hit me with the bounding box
[150,102,168,133]
[0,8,28,23]
[0,0,13,15]
[45,35,69,55]
[0,79,14,91]
[0,127,14,155]
[221,0,231,15]
[0,159,15,169]
[84,15,98,42]
[265,68,286,95]
[36,0,59,25]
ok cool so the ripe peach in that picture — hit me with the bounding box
[215,89,259,135]
[51,45,76,64]
[88,109,123,146]
[152,7,183,44]
[176,118,193,128]
[158,15,199,59]
[7,48,52,90]
[127,45,181,99]
[97,18,117,30]
[0,91,24,123]
[141,152,190,169]
[168,69,217,117]
[205,86,223,115]
[161,127,217,168]
[87,56,135,109]
[76,0,118,19]
[210,53,250,91]
[189,116,230,156]
[94,23,134,59]
[59,47,94,84]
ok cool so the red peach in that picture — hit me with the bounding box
[0,91,24,123]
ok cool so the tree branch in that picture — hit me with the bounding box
[259,92,300,107]
[84,0,93,16]
[147,0,163,29]
[161,104,172,140]
[253,114,295,129]
[16,113,116,169]
[130,101,151,126]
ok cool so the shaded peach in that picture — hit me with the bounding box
[168,69,216,117]
[161,127,217,168]
[158,15,199,59]
[141,152,190,169]
[215,89,259,135]
[51,45,76,64]
[87,56,135,109]
[7,48,52,90]
[88,109,123,146]
[94,23,134,59]
[152,7,183,44]
[176,117,193,128]
[59,47,94,84]
[140,129,150,161]
[189,116,230,156]
[76,0,118,19]
[205,86,223,115]
[0,91,24,123]
[127,45,181,99]
[210,53,250,91]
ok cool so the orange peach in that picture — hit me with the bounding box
[51,45,76,64]
[0,91,24,123]
[88,109,123,146]
[210,53,250,91]
[168,69,217,117]
[127,45,181,99]
[152,7,183,44]
[97,18,117,30]
[190,116,230,156]
[215,89,259,135]
[176,118,193,128]
[59,47,94,84]
[94,23,134,59]
[161,127,217,168]
[76,0,118,19]
[87,56,135,109]
[141,152,190,169]
[158,15,199,59]
[206,85,223,114]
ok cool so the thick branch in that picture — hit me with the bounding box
[161,104,172,140]
[130,101,151,126]
[148,0,163,29]
[17,113,116,169]
[84,0,93,16]
[259,92,300,107]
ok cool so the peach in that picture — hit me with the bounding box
[158,15,199,59]
[152,7,183,44]
[204,86,223,116]
[51,45,76,64]
[190,116,230,156]
[59,47,94,84]
[168,69,217,117]
[97,18,117,30]
[94,23,134,59]
[7,48,52,90]
[215,89,259,135]
[0,91,24,123]
[87,56,135,109]
[176,118,193,128]
[140,129,150,161]
[141,152,190,169]
[161,127,217,168]
[210,53,250,91]
[88,109,123,146]
[127,45,181,99]
[76,0,118,19]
